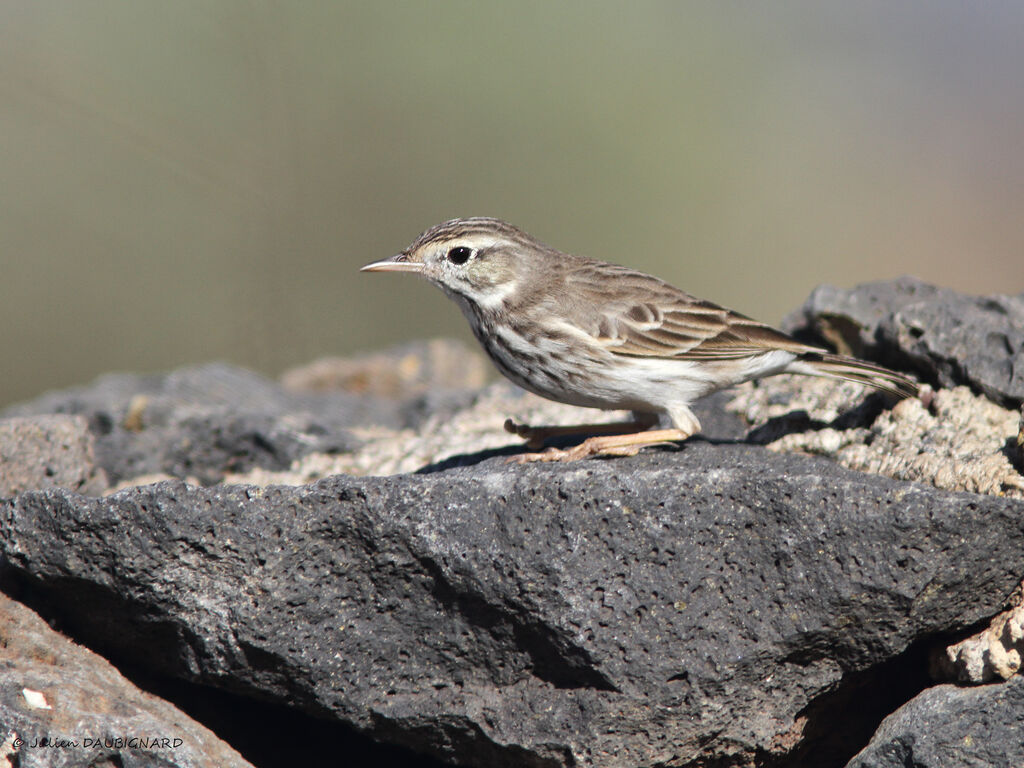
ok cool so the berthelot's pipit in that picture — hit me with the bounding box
[362,217,918,462]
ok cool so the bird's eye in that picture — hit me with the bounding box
[447,246,473,265]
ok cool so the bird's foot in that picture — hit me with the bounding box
[507,428,691,463]
[504,417,657,451]
[503,418,547,449]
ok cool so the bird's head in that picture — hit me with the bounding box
[361,217,545,308]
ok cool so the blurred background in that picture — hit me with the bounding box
[2,2,1022,407]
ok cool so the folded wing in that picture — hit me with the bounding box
[564,262,819,361]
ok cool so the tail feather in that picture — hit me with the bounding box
[789,353,919,399]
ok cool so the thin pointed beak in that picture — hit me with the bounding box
[360,254,424,274]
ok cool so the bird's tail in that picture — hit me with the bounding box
[788,352,919,399]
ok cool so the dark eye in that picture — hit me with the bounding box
[447,246,472,265]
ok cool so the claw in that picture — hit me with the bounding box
[506,447,570,464]
[503,418,529,437]
[504,418,545,449]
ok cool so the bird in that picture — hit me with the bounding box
[361,217,919,462]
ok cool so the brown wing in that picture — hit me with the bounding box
[559,260,822,361]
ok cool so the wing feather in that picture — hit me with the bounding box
[559,261,820,361]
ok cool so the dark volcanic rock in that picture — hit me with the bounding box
[0,592,251,768]
[281,338,490,398]
[282,339,491,433]
[846,677,1024,768]
[784,277,1024,408]
[3,446,1023,767]
[0,363,412,486]
[0,415,108,497]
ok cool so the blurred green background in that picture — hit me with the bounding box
[3,2,1022,407]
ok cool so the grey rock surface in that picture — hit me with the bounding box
[0,415,108,497]
[0,359,453,487]
[0,592,252,768]
[281,338,491,398]
[784,276,1024,408]
[3,446,1023,767]
[847,677,1024,768]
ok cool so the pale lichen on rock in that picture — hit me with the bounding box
[729,379,1024,498]
[933,582,1024,684]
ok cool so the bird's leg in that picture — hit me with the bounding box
[507,405,700,463]
[503,417,653,450]
[508,428,693,463]
[504,411,660,450]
